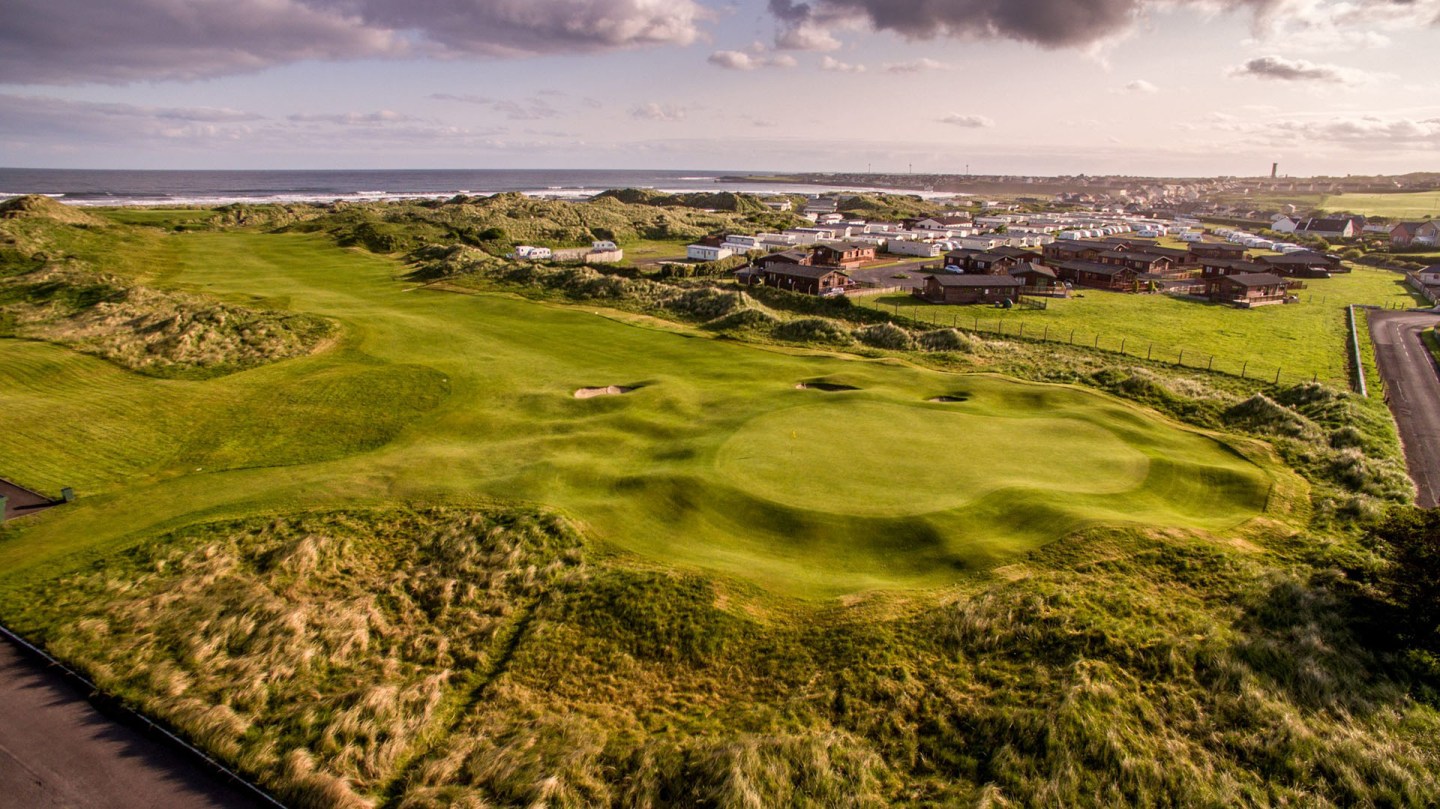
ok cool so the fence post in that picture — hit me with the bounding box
[1018,323,1025,339]
[1043,325,1050,341]
[1178,349,1185,366]
[1147,344,1153,361]
[1070,329,1075,345]
[1208,356,1214,371]
[1241,360,1248,378]
[1120,338,1127,354]
[1274,367,1281,385]
[1094,334,1100,348]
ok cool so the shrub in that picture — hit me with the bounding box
[1223,394,1318,439]
[918,328,979,353]
[854,322,914,350]
[772,317,854,346]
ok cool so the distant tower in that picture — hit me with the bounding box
[1271,162,1279,179]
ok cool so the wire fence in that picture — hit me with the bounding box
[854,293,1406,391]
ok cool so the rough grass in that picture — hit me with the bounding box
[6,509,1438,807]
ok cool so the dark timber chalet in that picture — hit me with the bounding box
[1254,251,1346,279]
[741,254,854,295]
[1054,260,1142,291]
[811,242,876,269]
[914,273,1023,305]
[1211,272,1292,307]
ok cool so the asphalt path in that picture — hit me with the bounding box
[0,636,266,809]
[1368,309,1440,508]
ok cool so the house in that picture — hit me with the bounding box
[688,244,735,262]
[1420,222,1440,247]
[512,245,552,260]
[1211,272,1292,307]
[1418,264,1440,286]
[1008,262,1062,296]
[754,250,813,271]
[722,235,764,252]
[1255,251,1344,278]
[1391,222,1427,247]
[762,198,793,212]
[747,264,854,296]
[1271,216,1300,234]
[886,240,943,258]
[1296,218,1355,240]
[943,249,1022,275]
[1097,250,1176,276]
[1054,260,1141,291]
[1190,243,1250,261]
[913,273,1024,305]
[1043,240,1110,264]
[1200,258,1269,283]
[812,242,876,268]
[912,214,972,231]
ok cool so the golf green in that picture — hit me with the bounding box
[0,232,1277,596]
[717,401,1149,516]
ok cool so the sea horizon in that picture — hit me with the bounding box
[0,167,947,208]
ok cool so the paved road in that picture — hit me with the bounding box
[0,637,267,809]
[0,478,57,521]
[1369,310,1440,508]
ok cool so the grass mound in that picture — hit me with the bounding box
[2,263,335,377]
[0,194,107,226]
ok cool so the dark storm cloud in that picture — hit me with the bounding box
[0,0,706,85]
[765,0,1432,50]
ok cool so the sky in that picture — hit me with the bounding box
[0,0,1437,176]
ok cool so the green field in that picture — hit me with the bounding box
[1321,191,1440,219]
[0,231,1273,596]
[863,266,1423,385]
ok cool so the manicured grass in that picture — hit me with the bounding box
[861,266,1424,386]
[0,231,1275,597]
[1321,192,1440,220]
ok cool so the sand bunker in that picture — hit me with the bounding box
[574,386,637,399]
[795,381,860,392]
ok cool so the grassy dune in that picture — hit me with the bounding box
[0,215,1435,806]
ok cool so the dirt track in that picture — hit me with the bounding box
[1368,310,1440,508]
[0,636,265,809]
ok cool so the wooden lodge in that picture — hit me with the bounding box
[742,262,855,296]
[812,242,876,269]
[1254,251,1346,279]
[913,273,1023,305]
[1054,259,1142,291]
[1210,272,1292,307]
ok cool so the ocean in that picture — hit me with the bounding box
[0,168,930,208]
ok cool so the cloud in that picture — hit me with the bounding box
[707,50,797,70]
[288,110,415,125]
[0,0,709,84]
[1124,79,1159,93]
[765,0,1440,53]
[939,113,994,128]
[884,57,952,73]
[430,93,565,120]
[1228,55,1374,84]
[630,102,688,121]
[0,92,514,154]
[1270,115,1440,145]
[819,56,866,72]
